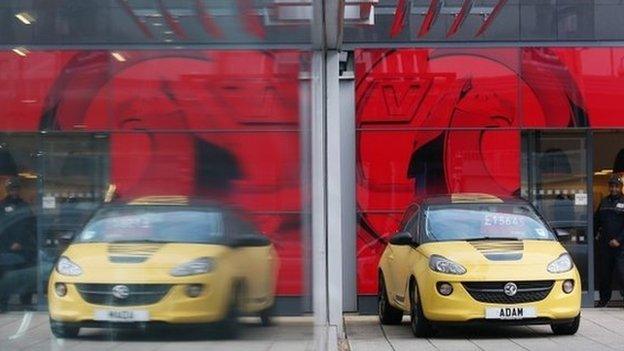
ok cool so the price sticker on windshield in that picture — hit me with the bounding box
[483,214,521,226]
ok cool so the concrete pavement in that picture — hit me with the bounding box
[0,314,315,351]
[345,309,624,351]
[4,309,624,350]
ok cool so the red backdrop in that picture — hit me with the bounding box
[0,50,306,295]
[4,48,624,296]
[356,47,624,294]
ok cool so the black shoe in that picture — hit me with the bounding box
[596,300,609,308]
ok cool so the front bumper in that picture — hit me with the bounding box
[48,278,232,324]
[419,272,582,323]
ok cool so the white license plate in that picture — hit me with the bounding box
[94,310,150,322]
[485,306,536,320]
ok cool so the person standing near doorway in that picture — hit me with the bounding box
[0,177,37,311]
[595,174,624,307]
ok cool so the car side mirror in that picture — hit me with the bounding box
[389,231,415,246]
[230,234,271,248]
[58,231,75,246]
[555,228,571,239]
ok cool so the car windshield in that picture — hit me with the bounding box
[75,206,224,244]
[424,203,556,242]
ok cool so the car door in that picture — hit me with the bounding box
[407,210,429,301]
[387,207,420,308]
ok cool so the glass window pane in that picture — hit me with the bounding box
[0,48,313,344]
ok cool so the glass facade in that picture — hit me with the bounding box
[0,1,318,346]
[0,48,312,305]
[0,0,312,45]
[3,0,624,347]
[344,1,624,44]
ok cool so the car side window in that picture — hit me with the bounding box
[224,213,240,238]
[414,211,423,244]
[225,212,256,238]
[399,204,419,229]
[403,209,420,242]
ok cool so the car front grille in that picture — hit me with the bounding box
[75,284,172,306]
[462,280,554,304]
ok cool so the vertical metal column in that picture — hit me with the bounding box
[325,50,344,336]
[339,67,356,312]
[35,133,45,310]
[586,130,595,307]
[312,1,345,348]
[311,51,328,329]
[311,49,343,350]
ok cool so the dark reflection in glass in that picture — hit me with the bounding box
[343,1,624,43]
[0,0,312,45]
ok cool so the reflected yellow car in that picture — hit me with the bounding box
[48,197,278,338]
[378,194,581,337]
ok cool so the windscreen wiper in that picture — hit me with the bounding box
[108,239,173,244]
[465,236,520,241]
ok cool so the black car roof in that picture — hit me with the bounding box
[416,193,530,207]
[107,196,218,207]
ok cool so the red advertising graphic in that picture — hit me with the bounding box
[356,47,624,294]
[4,47,624,296]
[0,50,305,295]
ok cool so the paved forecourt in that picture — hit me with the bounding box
[345,308,624,351]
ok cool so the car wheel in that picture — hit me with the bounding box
[409,280,434,338]
[50,320,80,339]
[216,283,244,339]
[378,275,403,325]
[259,304,274,327]
[551,314,580,335]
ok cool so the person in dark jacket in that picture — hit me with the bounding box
[0,177,36,311]
[595,174,624,307]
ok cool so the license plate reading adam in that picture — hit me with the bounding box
[94,310,150,322]
[485,306,536,320]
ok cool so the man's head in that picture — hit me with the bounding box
[608,174,623,197]
[4,177,20,199]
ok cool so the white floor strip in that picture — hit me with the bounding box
[9,312,33,340]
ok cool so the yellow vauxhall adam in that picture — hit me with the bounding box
[378,194,581,337]
[48,197,278,338]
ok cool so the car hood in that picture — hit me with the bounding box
[419,240,569,270]
[59,243,229,282]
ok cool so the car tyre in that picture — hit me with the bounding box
[378,274,403,325]
[50,320,80,339]
[551,314,580,335]
[216,283,244,339]
[409,280,434,338]
[259,304,274,327]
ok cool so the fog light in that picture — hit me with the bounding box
[186,284,204,297]
[562,280,574,294]
[436,282,453,296]
[55,283,67,297]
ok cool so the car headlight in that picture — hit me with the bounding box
[56,256,82,276]
[429,255,467,275]
[547,253,573,273]
[170,257,216,277]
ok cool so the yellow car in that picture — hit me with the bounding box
[378,194,581,337]
[48,197,278,338]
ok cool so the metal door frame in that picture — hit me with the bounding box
[522,129,595,308]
